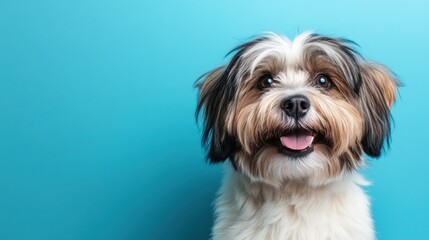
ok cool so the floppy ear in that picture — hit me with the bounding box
[358,62,399,157]
[195,37,270,163]
[196,66,237,163]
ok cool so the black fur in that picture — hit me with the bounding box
[307,34,363,95]
[196,34,397,162]
[359,64,398,157]
[195,38,267,163]
[307,34,398,157]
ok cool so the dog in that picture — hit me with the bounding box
[196,32,398,240]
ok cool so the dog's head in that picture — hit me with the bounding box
[196,32,398,186]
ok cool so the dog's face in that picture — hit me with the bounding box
[197,32,398,186]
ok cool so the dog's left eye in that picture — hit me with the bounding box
[258,74,275,89]
[315,74,332,89]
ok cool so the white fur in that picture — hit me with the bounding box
[212,164,374,240]
[203,32,381,240]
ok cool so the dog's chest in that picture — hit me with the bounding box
[212,173,374,240]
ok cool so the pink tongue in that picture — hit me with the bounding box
[280,135,314,150]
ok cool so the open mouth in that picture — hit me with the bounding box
[277,128,318,158]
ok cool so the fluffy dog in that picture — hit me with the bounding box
[196,32,398,240]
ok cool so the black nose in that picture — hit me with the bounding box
[281,95,310,118]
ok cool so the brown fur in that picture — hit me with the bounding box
[196,33,398,186]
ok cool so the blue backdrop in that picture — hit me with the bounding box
[0,0,428,239]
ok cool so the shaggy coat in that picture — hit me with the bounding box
[196,32,398,240]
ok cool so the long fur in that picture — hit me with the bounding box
[196,32,398,240]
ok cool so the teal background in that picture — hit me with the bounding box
[0,0,428,239]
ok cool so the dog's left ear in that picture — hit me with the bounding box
[358,62,399,157]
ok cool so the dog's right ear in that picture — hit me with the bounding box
[195,37,268,163]
[195,66,237,163]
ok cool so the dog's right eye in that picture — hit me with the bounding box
[258,74,275,89]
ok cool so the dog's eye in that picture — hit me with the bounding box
[315,74,332,89]
[258,74,274,89]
